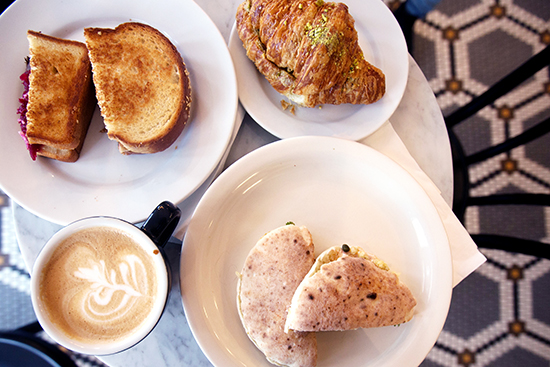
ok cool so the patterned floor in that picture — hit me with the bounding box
[403,0,550,366]
[1,0,549,366]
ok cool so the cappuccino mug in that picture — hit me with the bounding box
[31,201,181,355]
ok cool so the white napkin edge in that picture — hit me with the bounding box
[359,121,487,287]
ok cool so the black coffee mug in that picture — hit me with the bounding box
[31,201,181,355]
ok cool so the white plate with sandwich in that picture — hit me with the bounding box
[181,136,452,367]
[229,0,408,140]
[0,0,238,225]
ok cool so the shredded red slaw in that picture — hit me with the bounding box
[17,59,39,160]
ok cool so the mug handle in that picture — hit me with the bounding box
[141,201,181,248]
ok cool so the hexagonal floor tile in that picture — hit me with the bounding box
[468,29,533,87]
[442,272,500,338]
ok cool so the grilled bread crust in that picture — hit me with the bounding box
[25,30,96,162]
[84,22,191,154]
[37,145,81,163]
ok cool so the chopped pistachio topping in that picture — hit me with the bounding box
[373,258,390,271]
[302,8,343,55]
[307,25,339,50]
[349,59,359,73]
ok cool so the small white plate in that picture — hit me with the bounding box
[228,0,408,140]
[181,136,452,367]
[0,0,238,225]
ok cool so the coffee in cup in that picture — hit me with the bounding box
[31,201,180,355]
[39,225,159,345]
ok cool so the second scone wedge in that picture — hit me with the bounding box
[237,224,317,367]
[285,245,416,332]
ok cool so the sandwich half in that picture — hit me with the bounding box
[285,245,416,332]
[237,224,317,367]
[21,30,96,162]
[84,22,191,154]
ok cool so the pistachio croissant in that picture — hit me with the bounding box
[236,0,385,108]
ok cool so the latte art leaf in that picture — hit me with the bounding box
[40,228,160,344]
[74,254,149,320]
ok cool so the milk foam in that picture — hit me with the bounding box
[74,254,147,322]
[39,227,159,344]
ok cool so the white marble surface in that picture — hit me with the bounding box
[12,0,452,366]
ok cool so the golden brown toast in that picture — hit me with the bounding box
[84,22,191,154]
[236,0,385,108]
[25,30,96,162]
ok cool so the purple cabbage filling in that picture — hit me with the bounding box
[17,60,39,160]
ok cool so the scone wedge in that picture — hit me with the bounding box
[84,22,191,154]
[237,224,317,367]
[285,245,416,332]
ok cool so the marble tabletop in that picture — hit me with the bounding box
[12,0,453,366]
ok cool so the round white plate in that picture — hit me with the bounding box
[228,0,408,140]
[0,0,238,225]
[181,136,452,367]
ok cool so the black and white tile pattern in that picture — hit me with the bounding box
[406,0,550,365]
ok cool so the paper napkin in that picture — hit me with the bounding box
[360,121,486,287]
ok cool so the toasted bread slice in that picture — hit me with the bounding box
[83,22,191,154]
[25,30,96,162]
[36,144,82,163]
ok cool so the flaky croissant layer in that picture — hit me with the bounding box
[236,0,386,108]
